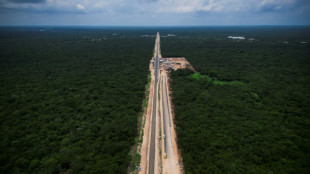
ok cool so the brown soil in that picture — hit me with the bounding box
[139,37,186,174]
[139,40,160,173]
[162,57,194,71]
[165,71,184,174]
[139,60,155,174]
[159,59,184,174]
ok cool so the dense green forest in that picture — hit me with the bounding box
[0,28,155,173]
[161,27,310,173]
[1,27,309,174]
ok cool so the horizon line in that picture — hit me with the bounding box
[1,24,310,28]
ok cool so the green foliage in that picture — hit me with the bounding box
[213,80,244,86]
[190,72,212,81]
[190,72,244,86]
[131,73,151,173]
[0,28,154,173]
[163,27,310,173]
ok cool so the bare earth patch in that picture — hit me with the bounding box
[139,58,156,174]
[138,38,187,174]
[162,57,194,71]
[160,57,189,174]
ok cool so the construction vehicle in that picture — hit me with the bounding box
[163,153,167,159]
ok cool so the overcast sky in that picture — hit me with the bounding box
[0,0,309,26]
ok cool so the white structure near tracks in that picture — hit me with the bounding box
[228,36,245,40]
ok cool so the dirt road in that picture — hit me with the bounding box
[139,33,182,174]
[160,72,182,174]
[148,33,160,174]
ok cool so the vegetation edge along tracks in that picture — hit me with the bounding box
[161,27,310,173]
[130,73,151,173]
[0,28,154,174]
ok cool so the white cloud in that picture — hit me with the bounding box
[0,0,301,14]
[0,0,258,14]
[155,0,261,13]
[157,0,215,13]
[76,3,85,11]
[257,0,296,11]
